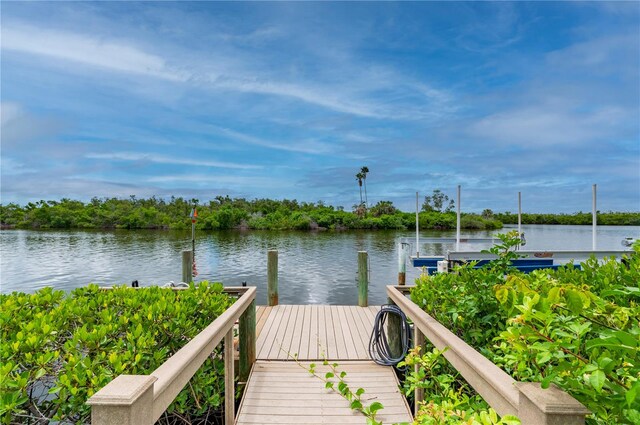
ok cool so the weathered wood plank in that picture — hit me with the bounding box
[322,306,336,359]
[345,307,370,359]
[267,305,293,359]
[236,360,412,425]
[329,305,347,359]
[309,305,319,359]
[277,304,300,360]
[257,305,286,359]
[298,305,312,359]
[336,306,358,359]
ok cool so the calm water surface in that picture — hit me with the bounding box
[1,225,637,305]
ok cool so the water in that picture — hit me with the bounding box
[1,225,637,305]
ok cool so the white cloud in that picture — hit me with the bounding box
[1,23,455,120]
[1,24,187,81]
[210,126,334,155]
[85,152,261,170]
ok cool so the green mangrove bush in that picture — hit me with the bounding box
[408,234,640,424]
[0,283,233,424]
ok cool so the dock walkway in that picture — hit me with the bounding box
[236,305,413,425]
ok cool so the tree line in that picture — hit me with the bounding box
[1,195,505,231]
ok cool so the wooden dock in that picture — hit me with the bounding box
[237,305,413,425]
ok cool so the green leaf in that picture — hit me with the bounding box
[565,289,583,314]
[495,287,509,304]
[325,381,334,389]
[325,372,334,379]
[350,400,363,410]
[536,351,552,365]
[626,382,639,407]
[355,388,365,396]
[369,401,384,414]
[589,370,606,393]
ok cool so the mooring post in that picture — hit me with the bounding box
[267,250,278,306]
[387,297,402,359]
[358,251,369,307]
[181,250,193,284]
[398,243,407,285]
[239,299,256,382]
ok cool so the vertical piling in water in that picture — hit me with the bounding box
[397,243,406,285]
[267,250,279,306]
[358,251,369,307]
[456,185,461,251]
[592,184,597,250]
[181,250,193,283]
[415,191,420,257]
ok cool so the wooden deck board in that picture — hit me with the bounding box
[256,305,380,361]
[236,360,413,425]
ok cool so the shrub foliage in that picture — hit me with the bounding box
[0,283,233,424]
[408,235,640,424]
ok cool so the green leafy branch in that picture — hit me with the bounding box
[285,350,384,425]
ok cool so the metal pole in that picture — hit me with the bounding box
[592,184,597,250]
[456,185,461,251]
[415,191,420,257]
[191,221,195,261]
[518,191,522,236]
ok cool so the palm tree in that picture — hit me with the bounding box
[356,172,364,205]
[360,166,369,207]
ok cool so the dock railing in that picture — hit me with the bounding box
[387,285,590,425]
[87,286,256,425]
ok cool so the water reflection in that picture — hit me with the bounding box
[1,225,637,305]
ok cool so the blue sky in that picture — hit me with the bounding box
[1,1,639,213]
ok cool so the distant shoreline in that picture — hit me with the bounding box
[1,197,638,231]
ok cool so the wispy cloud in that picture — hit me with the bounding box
[2,24,187,82]
[85,152,261,170]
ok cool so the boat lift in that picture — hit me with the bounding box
[409,185,634,274]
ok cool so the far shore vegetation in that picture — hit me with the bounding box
[1,195,638,231]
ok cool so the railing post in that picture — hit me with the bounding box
[239,299,256,382]
[267,250,278,306]
[182,250,193,283]
[414,327,425,416]
[358,251,369,307]
[516,383,590,425]
[87,375,156,425]
[224,329,235,425]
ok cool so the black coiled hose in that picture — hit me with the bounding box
[368,304,412,367]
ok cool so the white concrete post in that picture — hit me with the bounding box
[88,375,156,425]
[516,383,590,425]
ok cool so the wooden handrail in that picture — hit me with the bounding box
[88,287,256,425]
[151,286,255,421]
[387,285,590,424]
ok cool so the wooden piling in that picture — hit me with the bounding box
[358,251,369,307]
[387,297,402,359]
[398,243,406,285]
[267,250,278,306]
[181,250,193,284]
[239,300,256,382]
